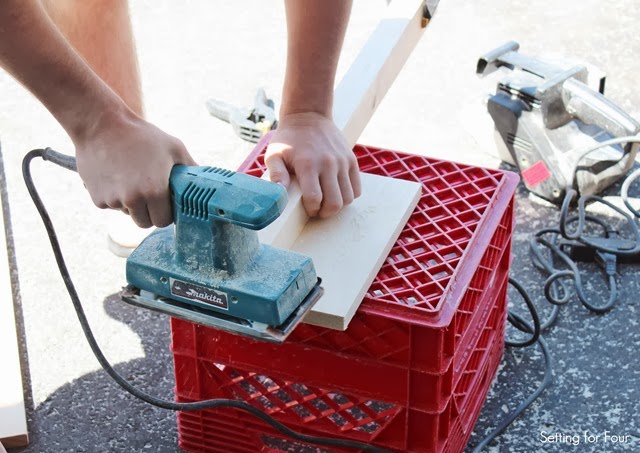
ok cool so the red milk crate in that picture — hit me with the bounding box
[173,278,508,453]
[170,140,519,452]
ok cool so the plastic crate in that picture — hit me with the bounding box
[173,279,507,453]
[170,139,519,452]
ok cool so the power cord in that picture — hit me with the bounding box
[473,135,640,450]
[559,189,640,255]
[530,180,640,315]
[471,278,552,452]
[530,224,619,314]
[22,148,390,453]
[531,133,640,315]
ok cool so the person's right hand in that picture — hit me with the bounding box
[74,110,197,228]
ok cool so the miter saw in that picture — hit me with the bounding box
[477,41,640,204]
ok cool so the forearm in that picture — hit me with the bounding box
[0,0,128,142]
[281,0,352,118]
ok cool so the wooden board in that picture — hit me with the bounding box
[260,172,421,330]
[260,173,420,330]
[259,0,426,329]
[294,173,419,329]
[0,172,29,446]
[332,0,428,146]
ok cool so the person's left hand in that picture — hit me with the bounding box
[264,112,361,218]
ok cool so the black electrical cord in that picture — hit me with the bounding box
[526,152,640,315]
[559,189,640,255]
[504,277,541,348]
[516,135,640,316]
[561,134,640,256]
[471,278,553,452]
[22,148,390,453]
[530,228,618,314]
[530,230,573,306]
[472,135,640,451]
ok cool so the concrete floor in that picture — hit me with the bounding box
[1,0,639,451]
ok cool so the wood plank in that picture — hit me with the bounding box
[294,173,420,330]
[0,166,29,446]
[259,0,426,329]
[260,173,421,330]
[332,0,428,145]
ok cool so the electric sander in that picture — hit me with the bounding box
[122,165,323,343]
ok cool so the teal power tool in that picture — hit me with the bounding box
[22,148,385,451]
[122,165,323,343]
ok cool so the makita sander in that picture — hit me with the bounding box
[122,164,323,343]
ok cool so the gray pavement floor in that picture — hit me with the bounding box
[1,1,639,452]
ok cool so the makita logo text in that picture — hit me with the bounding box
[186,288,223,304]
[170,279,229,310]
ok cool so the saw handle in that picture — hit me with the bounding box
[563,78,640,139]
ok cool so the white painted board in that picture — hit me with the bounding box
[0,194,29,447]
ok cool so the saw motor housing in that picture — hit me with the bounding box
[478,42,640,204]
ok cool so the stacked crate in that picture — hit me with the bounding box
[170,141,519,452]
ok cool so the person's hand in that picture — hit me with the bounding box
[264,112,361,218]
[74,110,197,228]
